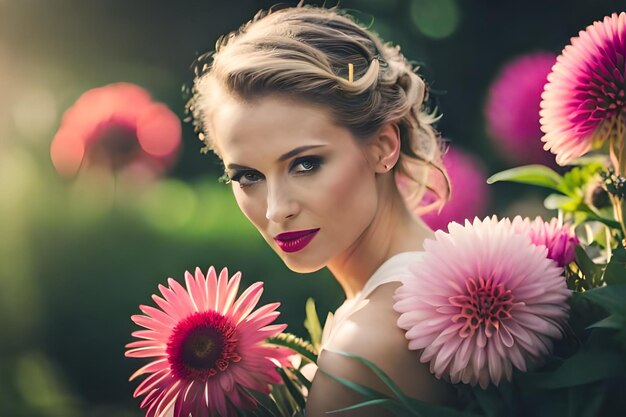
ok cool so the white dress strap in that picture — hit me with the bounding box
[320,251,424,351]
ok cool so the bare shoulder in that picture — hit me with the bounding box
[305,282,456,417]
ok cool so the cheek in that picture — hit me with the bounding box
[232,187,267,229]
[322,158,377,222]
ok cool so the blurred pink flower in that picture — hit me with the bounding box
[541,12,626,165]
[398,147,489,231]
[394,216,570,389]
[512,216,579,267]
[486,52,557,165]
[126,266,290,417]
[50,82,181,178]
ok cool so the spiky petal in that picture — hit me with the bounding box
[126,266,290,417]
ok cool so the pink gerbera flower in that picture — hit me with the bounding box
[394,216,570,389]
[398,147,489,231]
[126,266,290,417]
[486,52,557,165]
[51,82,181,178]
[540,12,626,166]
[512,216,579,267]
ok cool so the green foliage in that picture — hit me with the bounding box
[267,333,318,364]
[303,298,323,352]
[486,165,566,193]
[323,349,480,417]
[603,246,626,285]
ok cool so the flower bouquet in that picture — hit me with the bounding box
[321,11,626,417]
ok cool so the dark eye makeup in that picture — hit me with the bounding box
[228,155,324,187]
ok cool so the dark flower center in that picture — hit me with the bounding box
[449,276,514,339]
[167,310,241,381]
[571,32,626,138]
[87,122,140,169]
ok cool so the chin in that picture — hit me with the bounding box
[279,254,326,274]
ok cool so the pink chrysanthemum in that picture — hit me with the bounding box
[126,266,290,417]
[51,82,181,178]
[540,12,626,165]
[399,148,489,231]
[394,216,570,389]
[512,216,579,267]
[486,52,557,165]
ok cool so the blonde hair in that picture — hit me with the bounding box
[187,3,450,214]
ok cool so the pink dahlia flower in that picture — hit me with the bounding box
[540,12,626,166]
[512,216,579,267]
[486,52,557,165]
[399,147,489,231]
[394,216,570,389]
[126,266,290,417]
[51,82,181,178]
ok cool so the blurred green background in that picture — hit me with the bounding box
[0,0,624,416]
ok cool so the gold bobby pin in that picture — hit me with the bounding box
[348,63,354,83]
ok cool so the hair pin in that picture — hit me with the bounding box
[348,63,354,83]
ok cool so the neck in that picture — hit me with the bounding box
[326,173,435,299]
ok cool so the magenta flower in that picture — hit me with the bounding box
[126,266,290,417]
[486,52,557,165]
[51,82,181,178]
[512,216,579,267]
[541,12,626,166]
[394,216,570,389]
[400,147,489,231]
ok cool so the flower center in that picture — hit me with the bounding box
[87,122,140,169]
[167,310,241,381]
[449,277,514,339]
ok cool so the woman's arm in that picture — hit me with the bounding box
[305,283,456,417]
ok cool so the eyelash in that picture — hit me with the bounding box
[228,156,324,188]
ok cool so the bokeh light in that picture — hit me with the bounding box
[409,0,460,39]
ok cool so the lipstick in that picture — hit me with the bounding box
[273,228,320,253]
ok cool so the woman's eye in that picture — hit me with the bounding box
[231,171,263,187]
[292,156,323,173]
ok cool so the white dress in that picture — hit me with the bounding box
[319,251,424,352]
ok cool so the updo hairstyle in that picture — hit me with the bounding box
[187,3,450,214]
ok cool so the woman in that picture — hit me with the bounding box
[188,4,456,415]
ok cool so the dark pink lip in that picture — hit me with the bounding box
[273,228,320,253]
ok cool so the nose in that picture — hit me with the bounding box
[265,181,299,222]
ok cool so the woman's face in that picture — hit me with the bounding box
[210,95,380,273]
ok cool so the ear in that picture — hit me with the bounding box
[365,122,401,174]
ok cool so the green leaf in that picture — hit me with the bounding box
[325,349,416,412]
[276,367,306,411]
[519,348,626,389]
[574,246,603,286]
[292,366,313,391]
[326,350,479,417]
[318,368,393,401]
[586,314,625,330]
[327,398,402,415]
[577,212,623,230]
[543,193,577,211]
[304,298,323,350]
[604,245,626,285]
[245,388,282,417]
[267,333,318,363]
[486,165,566,193]
[561,163,604,194]
[583,284,626,314]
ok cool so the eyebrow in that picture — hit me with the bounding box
[226,145,326,170]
